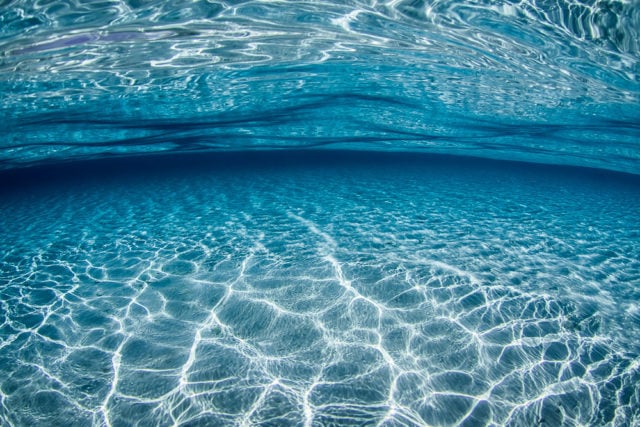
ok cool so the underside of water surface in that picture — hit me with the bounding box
[1,0,640,426]
[1,0,640,174]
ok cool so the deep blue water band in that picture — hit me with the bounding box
[2,149,639,193]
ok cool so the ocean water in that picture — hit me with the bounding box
[1,1,640,426]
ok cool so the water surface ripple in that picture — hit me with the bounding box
[1,0,639,172]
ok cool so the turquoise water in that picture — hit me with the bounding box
[1,0,639,173]
[1,1,640,426]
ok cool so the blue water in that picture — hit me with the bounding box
[2,1,640,426]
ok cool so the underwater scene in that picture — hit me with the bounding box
[1,0,639,426]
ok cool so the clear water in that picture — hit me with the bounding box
[1,1,640,426]
[1,0,640,173]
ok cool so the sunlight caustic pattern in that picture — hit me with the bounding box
[1,156,638,426]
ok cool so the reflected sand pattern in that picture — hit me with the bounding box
[1,0,639,173]
[1,153,638,426]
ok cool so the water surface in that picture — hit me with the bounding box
[1,0,639,172]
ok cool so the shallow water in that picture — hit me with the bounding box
[1,0,639,173]
[1,0,640,426]
[1,152,639,426]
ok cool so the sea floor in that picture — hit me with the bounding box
[1,151,639,426]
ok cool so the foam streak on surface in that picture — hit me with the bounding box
[0,152,638,426]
